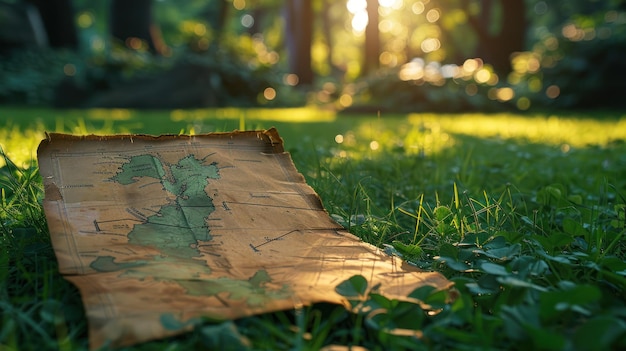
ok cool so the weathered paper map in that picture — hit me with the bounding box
[37,129,452,349]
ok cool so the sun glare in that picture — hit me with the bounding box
[352,11,368,32]
[346,0,366,13]
[347,0,406,32]
[347,0,369,32]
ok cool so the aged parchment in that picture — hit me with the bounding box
[37,129,452,349]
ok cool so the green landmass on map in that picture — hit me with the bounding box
[92,153,294,307]
[95,154,220,269]
[89,255,148,272]
[176,269,292,307]
[111,154,167,185]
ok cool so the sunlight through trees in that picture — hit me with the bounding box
[1,0,625,110]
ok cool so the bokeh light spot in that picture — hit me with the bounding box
[421,38,440,53]
[465,84,478,96]
[263,87,276,100]
[496,87,515,102]
[233,0,246,10]
[412,2,425,14]
[339,94,353,107]
[241,14,254,28]
[399,60,424,81]
[77,12,94,28]
[379,51,396,66]
[544,36,558,50]
[194,23,206,36]
[474,69,491,84]
[546,85,560,99]
[426,9,440,23]
[284,74,299,86]
[517,97,531,110]
[126,37,144,50]
[528,77,542,92]
[605,10,618,22]
[379,19,393,33]
[63,64,76,76]
[91,37,105,51]
[463,58,480,73]
[534,1,548,15]
[562,23,585,41]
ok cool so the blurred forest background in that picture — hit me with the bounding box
[1,0,625,112]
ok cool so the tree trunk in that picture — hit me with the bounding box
[284,0,314,85]
[363,0,380,76]
[26,0,78,49]
[110,0,165,54]
[465,0,526,75]
[204,0,229,37]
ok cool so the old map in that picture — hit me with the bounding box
[37,129,452,349]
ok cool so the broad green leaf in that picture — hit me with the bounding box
[539,284,602,320]
[476,274,501,292]
[496,276,548,291]
[367,293,393,310]
[541,232,575,250]
[435,256,472,272]
[511,256,549,277]
[525,325,566,350]
[562,218,588,236]
[439,243,459,258]
[199,321,251,350]
[483,236,507,249]
[567,194,583,205]
[382,301,425,330]
[473,243,521,260]
[391,240,424,260]
[433,206,452,221]
[460,232,492,247]
[465,282,498,295]
[536,250,574,265]
[573,316,626,351]
[611,204,625,228]
[335,275,368,298]
[408,285,437,301]
[537,185,562,206]
[480,262,508,276]
[424,289,449,309]
[601,256,626,272]
[500,305,540,341]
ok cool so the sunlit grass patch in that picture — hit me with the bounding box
[322,112,626,164]
[0,118,124,168]
[0,123,45,169]
[408,113,626,147]
[170,107,337,123]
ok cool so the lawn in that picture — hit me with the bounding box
[1,107,626,350]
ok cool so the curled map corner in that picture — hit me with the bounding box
[37,128,453,349]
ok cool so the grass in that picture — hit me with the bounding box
[1,107,626,350]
